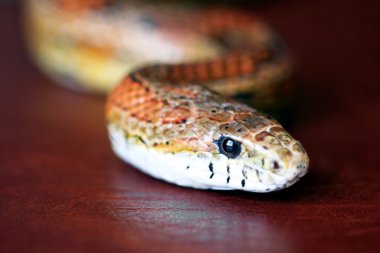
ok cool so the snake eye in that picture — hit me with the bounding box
[217,136,242,159]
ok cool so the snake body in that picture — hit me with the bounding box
[26,0,309,192]
[105,4,309,192]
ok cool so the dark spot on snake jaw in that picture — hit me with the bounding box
[209,163,214,173]
[241,179,246,187]
[255,169,262,182]
[182,119,187,124]
[186,165,190,170]
[165,141,170,145]
[227,176,230,183]
[138,136,147,146]
[242,170,248,179]
[273,161,280,170]
[210,173,214,179]
[227,165,230,174]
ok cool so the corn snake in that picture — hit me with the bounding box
[27,0,309,192]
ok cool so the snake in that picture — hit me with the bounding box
[26,0,309,192]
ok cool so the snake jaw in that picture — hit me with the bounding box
[208,124,309,192]
[108,121,308,192]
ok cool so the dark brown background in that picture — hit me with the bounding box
[1,1,379,253]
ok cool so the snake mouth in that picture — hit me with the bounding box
[239,147,308,191]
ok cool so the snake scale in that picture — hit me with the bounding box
[28,0,310,192]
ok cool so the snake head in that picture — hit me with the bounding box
[209,111,309,192]
[106,79,308,193]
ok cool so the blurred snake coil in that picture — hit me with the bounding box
[25,0,309,192]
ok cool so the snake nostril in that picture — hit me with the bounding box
[270,160,286,174]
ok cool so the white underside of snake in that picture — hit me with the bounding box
[109,123,307,192]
